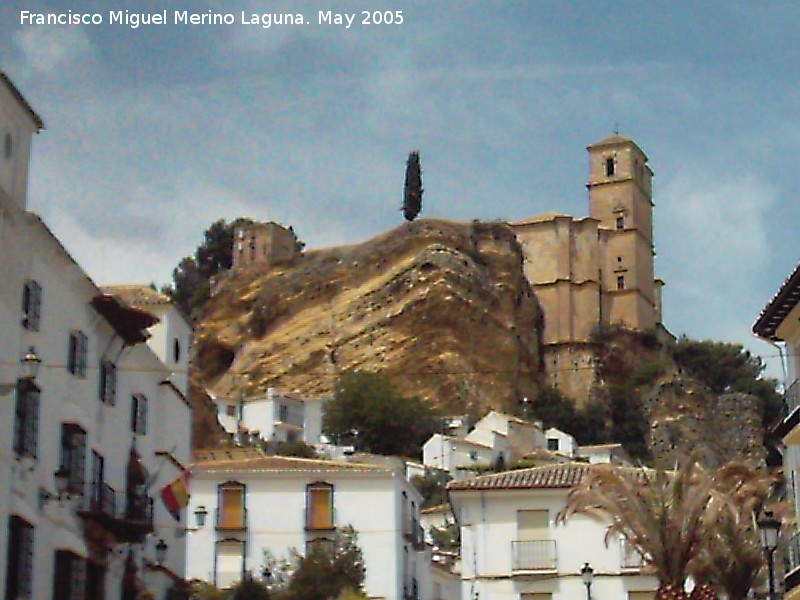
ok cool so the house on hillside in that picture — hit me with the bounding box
[423,411,546,479]
[102,285,193,396]
[0,71,192,600]
[210,387,325,446]
[185,449,434,599]
[447,463,658,600]
[232,221,301,268]
[753,259,800,600]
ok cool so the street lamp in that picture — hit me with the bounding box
[581,562,594,600]
[759,510,781,600]
[20,346,42,381]
[0,346,42,395]
[194,505,208,527]
[155,539,168,566]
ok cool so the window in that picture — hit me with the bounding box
[306,482,334,530]
[60,424,87,496]
[90,450,105,511]
[22,280,42,331]
[173,338,181,363]
[4,132,11,160]
[6,516,34,600]
[14,382,40,458]
[215,540,245,589]
[279,404,289,422]
[131,394,147,435]
[53,550,85,600]
[616,215,625,229]
[99,360,116,405]
[68,331,88,377]
[605,156,616,176]
[225,404,236,417]
[547,438,559,451]
[617,275,626,290]
[217,482,246,530]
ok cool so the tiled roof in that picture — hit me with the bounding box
[447,463,592,491]
[192,450,389,474]
[102,284,172,307]
[753,260,800,341]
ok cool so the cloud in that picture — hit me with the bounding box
[12,24,93,76]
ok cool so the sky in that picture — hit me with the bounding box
[2,1,798,382]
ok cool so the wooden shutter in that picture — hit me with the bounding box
[221,486,243,528]
[308,486,332,530]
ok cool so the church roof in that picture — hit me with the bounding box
[587,134,648,160]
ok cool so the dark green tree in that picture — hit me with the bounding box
[164,217,253,318]
[275,440,319,459]
[283,527,365,600]
[324,371,437,457]
[411,472,451,508]
[672,337,782,426]
[402,151,423,222]
[231,575,271,600]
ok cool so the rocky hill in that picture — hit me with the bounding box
[193,219,545,411]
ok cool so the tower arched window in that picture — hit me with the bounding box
[605,156,616,177]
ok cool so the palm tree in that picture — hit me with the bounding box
[557,458,716,600]
[690,462,781,600]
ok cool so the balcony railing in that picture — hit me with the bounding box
[77,482,154,542]
[216,507,248,530]
[787,379,800,418]
[402,515,425,549]
[511,539,557,572]
[403,578,419,600]
[786,529,800,575]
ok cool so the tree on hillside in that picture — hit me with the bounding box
[164,217,254,318]
[672,337,782,427]
[402,151,423,222]
[324,371,437,457]
[527,385,610,446]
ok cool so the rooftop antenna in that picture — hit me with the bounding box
[614,121,621,135]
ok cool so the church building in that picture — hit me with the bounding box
[511,135,665,401]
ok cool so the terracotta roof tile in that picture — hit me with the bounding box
[192,452,389,474]
[102,284,172,307]
[753,260,800,341]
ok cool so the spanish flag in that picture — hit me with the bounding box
[160,470,190,521]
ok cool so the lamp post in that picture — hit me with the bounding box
[759,510,781,600]
[194,505,208,527]
[581,562,594,600]
[155,539,168,566]
[20,346,42,381]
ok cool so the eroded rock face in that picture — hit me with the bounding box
[647,374,765,468]
[194,219,545,411]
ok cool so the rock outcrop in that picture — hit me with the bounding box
[193,219,545,412]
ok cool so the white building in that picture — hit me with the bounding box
[211,387,325,445]
[544,428,577,458]
[447,463,658,600]
[0,70,192,600]
[102,285,193,396]
[423,411,546,479]
[186,448,431,599]
[753,260,800,600]
[577,443,633,466]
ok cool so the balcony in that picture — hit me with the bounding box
[216,507,248,531]
[403,515,425,549]
[775,379,800,440]
[511,539,557,573]
[77,482,154,543]
[785,529,800,594]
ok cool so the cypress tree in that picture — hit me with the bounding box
[402,151,423,222]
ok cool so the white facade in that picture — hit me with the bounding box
[0,71,192,600]
[577,443,633,466]
[545,428,577,458]
[422,412,547,479]
[185,451,431,599]
[448,463,658,600]
[212,387,325,445]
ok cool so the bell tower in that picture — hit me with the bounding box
[587,134,659,330]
